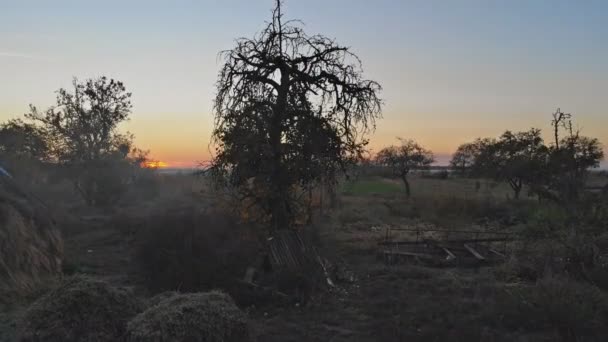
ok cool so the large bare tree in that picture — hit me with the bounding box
[211,1,382,231]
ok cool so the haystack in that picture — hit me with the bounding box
[126,291,251,342]
[17,276,142,342]
[0,196,63,298]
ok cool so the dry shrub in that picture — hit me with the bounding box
[0,199,63,300]
[16,276,142,342]
[494,239,561,283]
[126,291,251,342]
[135,204,259,294]
[500,276,608,341]
[411,196,536,226]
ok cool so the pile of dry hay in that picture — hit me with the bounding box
[0,196,63,298]
[126,291,251,342]
[17,276,142,342]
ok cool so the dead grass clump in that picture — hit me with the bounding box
[135,204,259,294]
[411,196,536,226]
[494,247,554,282]
[16,276,142,342]
[126,291,251,342]
[499,276,608,341]
[0,199,63,300]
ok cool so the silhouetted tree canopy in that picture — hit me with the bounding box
[546,110,604,201]
[24,76,146,205]
[375,139,434,197]
[450,138,492,176]
[26,77,133,164]
[211,0,382,231]
[0,119,50,163]
[453,109,604,202]
[475,129,548,199]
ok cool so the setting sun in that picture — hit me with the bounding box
[142,160,169,169]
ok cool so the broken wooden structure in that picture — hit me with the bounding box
[380,227,513,267]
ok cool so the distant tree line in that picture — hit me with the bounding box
[449,109,603,202]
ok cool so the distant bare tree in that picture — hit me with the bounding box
[376,139,434,197]
[547,110,604,201]
[551,108,572,150]
[211,0,382,231]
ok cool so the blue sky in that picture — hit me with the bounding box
[1,0,607,166]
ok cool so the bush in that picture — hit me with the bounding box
[0,197,63,300]
[126,291,251,342]
[420,169,449,180]
[135,205,259,294]
[16,276,142,342]
[500,277,608,341]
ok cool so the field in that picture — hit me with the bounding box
[2,172,608,341]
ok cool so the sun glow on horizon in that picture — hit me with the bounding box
[143,160,169,169]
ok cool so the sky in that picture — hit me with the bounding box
[1,0,607,167]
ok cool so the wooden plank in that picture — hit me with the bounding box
[488,248,506,258]
[243,267,256,283]
[379,237,513,246]
[463,244,485,260]
[383,250,435,259]
[386,228,511,235]
[440,247,457,261]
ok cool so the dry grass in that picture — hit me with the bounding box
[16,276,142,342]
[0,199,63,301]
[4,171,607,342]
[126,291,251,342]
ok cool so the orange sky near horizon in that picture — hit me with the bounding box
[1,101,607,169]
[121,107,607,168]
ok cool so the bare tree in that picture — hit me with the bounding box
[548,111,604,201]
[376,139,434,197]
[551,108,572,150]
[211,0,382,231]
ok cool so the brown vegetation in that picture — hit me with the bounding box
[0,199,63,300]
[126,291,251,342]
[16,276,142,342]
[134,204,259,294]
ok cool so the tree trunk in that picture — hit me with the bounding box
[509,178,522,200]
[402,175,411,198]
[268,67,291,232]
[328,183,337,209]
[513,187,521,200]
[306,187,313,225]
